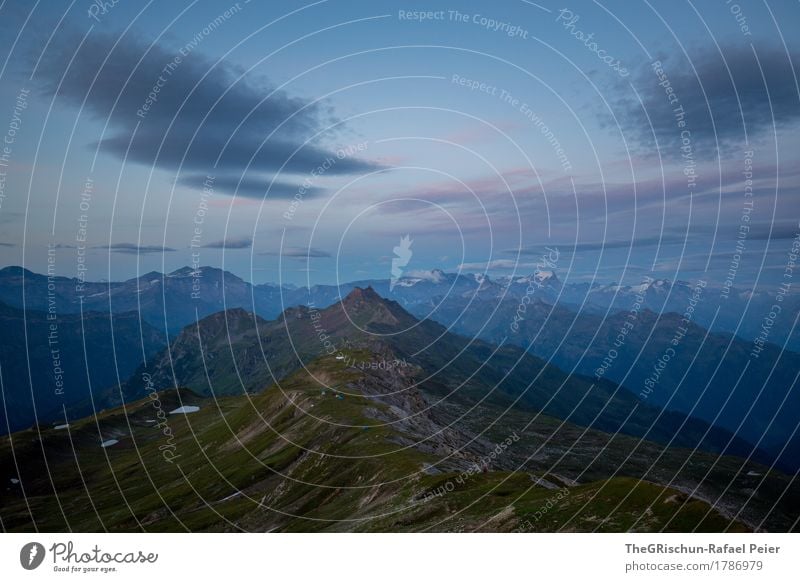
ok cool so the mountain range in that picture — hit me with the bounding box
[2,286,798,531]
[0,266,798,531]
[2,265,798,469]
[2,266,797,349]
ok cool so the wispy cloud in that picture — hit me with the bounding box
[178,174,324,199]
[95,243,176,254]
[458,259,537,270]
[201,236,252,249]
[261,246,331,259]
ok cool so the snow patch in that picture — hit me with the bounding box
[101,439,119,448]
[392,278,421,287]
[403,269,446,283]
[169,405,200,415]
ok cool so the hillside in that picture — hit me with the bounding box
[0,300,167,433]
[3,351,794,532]
[419,295,800,471]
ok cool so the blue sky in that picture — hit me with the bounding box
[0,0,798,288]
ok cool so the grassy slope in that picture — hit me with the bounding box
[0,352,759,533]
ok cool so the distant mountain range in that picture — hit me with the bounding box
[2,286,798,532]
[2,266,797,350]
[2,265,798,470]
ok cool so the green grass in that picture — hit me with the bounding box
[0,352,760,532]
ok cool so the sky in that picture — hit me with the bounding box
[0,0,798,288]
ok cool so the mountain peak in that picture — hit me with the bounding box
[343,286,382,304]
[340,286,417,329]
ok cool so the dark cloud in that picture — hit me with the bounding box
[178,173,324,199]
[610,44,800,157]
[96,243,176,254]
[34,29,378,188]
[261,246,331,259]
[0,242,15,247]
[201,236,252,249]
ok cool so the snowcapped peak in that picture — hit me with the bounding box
[535,270,557,282]
[508,269,559,286]
[642,278,672,293]
[404,269,447,284]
